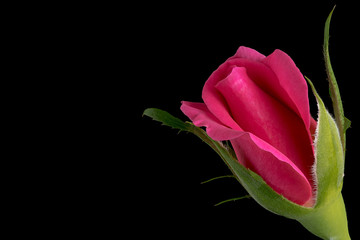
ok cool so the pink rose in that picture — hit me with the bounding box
[181,46,317,206]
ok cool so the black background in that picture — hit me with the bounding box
[132,1,359,239]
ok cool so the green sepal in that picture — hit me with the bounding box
[303,77,350,239]
[144,107,350,238]
[306,77,344,207]
[323,6,351,155]
[143,108,311,219]
[143,108,189,131]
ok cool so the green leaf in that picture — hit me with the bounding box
[306,77,344,207]
[323,6,350,155]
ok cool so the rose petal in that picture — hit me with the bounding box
[262,49,311,129]
[227,55,301,131]
[202,62,242,131]
[215,67,314,183]
[202,47,266,130]
[181,100,313,205]
[232,46,266,61]
[180,101,244,141]
[231,133,313,206]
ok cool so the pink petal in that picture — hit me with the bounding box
[202,62,242,131]
[231,133,313,206]
[202,47,266,130]
[225,58,300,131]
[262,49,311,129]
[231,46,266,61]
[215,67,314,184]
[180,101,244,141]
[181,100,313,205]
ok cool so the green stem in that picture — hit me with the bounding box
[297,194,350,240]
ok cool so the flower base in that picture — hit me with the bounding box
[297,194,350,240]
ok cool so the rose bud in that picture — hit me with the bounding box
[144,8,350,239]
[180,45,349,239]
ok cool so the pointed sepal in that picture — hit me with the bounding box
[323,6,351,155]
[306,77,344,206]
[143,108,312,219]
[144,106,351,238]
[304,77,350,239]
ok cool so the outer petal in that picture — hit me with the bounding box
[202,47,265,130]
[231,133,313,206]
[215,67,315,184]
[232,46,266,61]
[262,49,311,129]
[180,101,243,141]
[204,47,302,136]
[180,100,313,205]
[202,61,242,131]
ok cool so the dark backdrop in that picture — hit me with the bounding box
[133,2,358,239]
